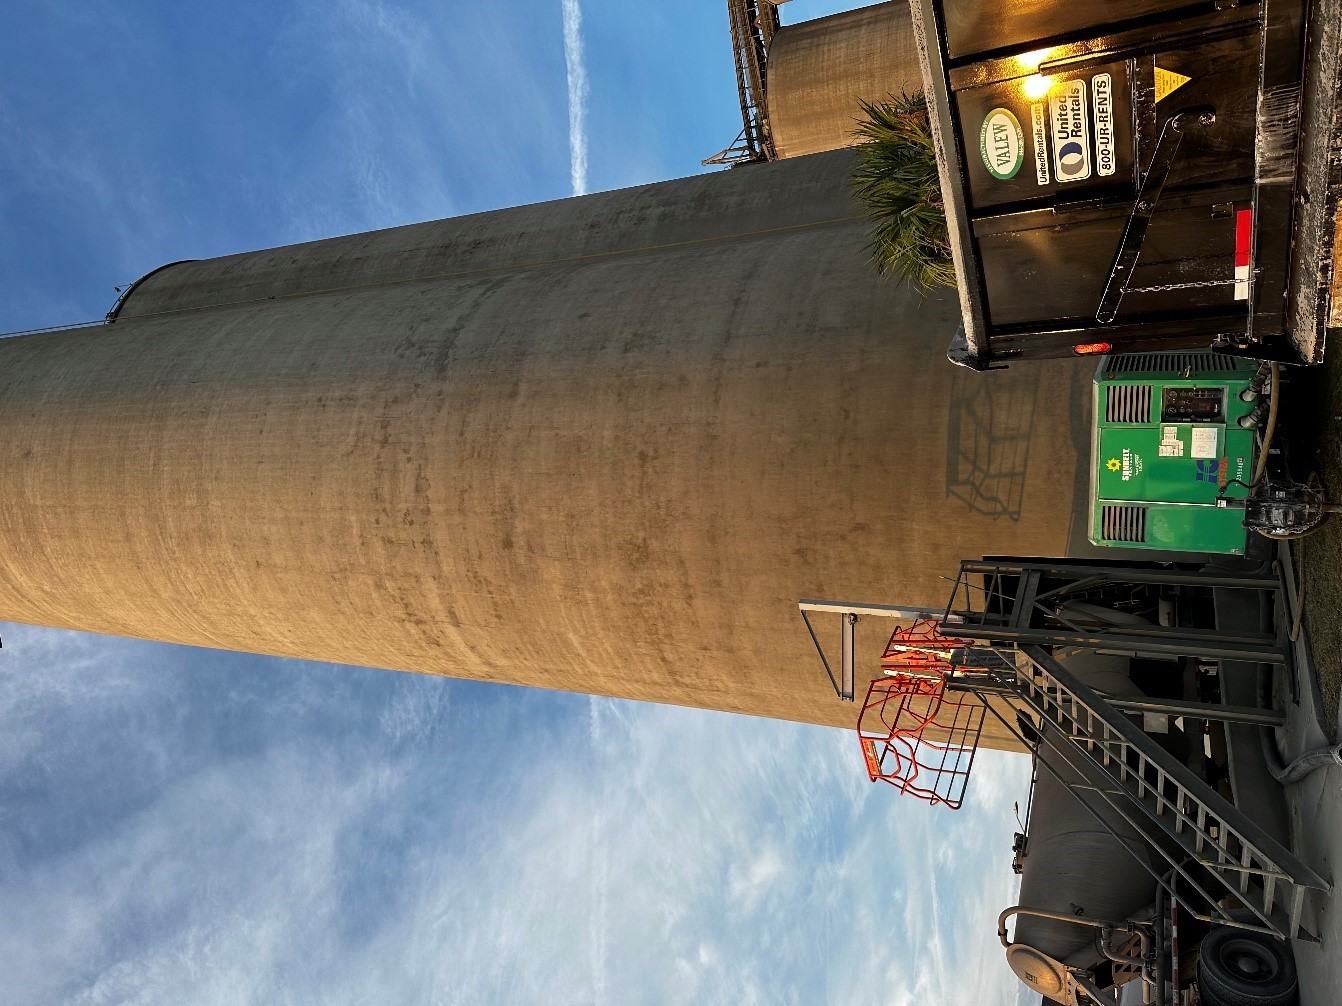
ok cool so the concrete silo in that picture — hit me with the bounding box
[766,2,922,158]
[0,150,1092,737]
[709,2,923,164]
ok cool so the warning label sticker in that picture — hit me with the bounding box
[1154,66,1191,103]
[1158,426,1185,458]
[1049,79,1091,183]
[1191,427,1218,459]
[1030,103,1049,185]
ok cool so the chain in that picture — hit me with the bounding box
[1123,278,1242,294]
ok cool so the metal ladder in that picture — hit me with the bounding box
[1007,643,1330,942]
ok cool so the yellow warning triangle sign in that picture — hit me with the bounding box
[1154,66,1191,103]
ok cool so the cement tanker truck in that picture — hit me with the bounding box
[1002,641,1303,1006]
[842,559,1331,1005]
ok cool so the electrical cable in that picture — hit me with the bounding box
[0,319,104,340]
[1290,538,1306,643]
[1240,369,1337,539]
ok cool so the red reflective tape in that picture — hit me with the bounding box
[1235,208,1253,267]
[861,738,881,780]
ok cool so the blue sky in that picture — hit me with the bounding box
[0,2,1031,1003]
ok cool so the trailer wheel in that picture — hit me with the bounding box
[1198,926,1298,1006]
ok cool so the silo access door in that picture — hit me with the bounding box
[909,0,1340,369]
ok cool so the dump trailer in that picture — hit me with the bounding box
[908,0,1342,369]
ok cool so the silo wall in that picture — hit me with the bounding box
[0,150,1093,736]
[766,2,922,159]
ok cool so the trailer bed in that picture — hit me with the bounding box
[909,0,1342,369]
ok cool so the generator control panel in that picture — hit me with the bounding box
[1160,386,1225,424]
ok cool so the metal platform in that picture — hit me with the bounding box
[945,560,1291,666]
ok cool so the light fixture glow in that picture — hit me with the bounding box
[1023,74,1053,100]
[1015,48,1053,73]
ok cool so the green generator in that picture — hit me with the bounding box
[1090,353,1260,555]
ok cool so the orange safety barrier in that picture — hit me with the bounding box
[856,619,990,809]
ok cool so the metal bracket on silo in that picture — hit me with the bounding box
[797,599,949,702]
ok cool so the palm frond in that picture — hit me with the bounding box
[850,92,955,291]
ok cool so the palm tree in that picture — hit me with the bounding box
[850,92,956,291]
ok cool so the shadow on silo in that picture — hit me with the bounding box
[943,366,1041,521]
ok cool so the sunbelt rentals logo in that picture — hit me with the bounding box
[1104,454,1136,480]
[1116,449,1137,481]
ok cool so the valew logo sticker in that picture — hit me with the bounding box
[980,108,1024,180]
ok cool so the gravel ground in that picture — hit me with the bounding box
[1292,340,1342,737]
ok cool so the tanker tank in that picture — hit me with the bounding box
[0,149,1095,738]
[1012,648,1163,1000]
[766,2,923,159]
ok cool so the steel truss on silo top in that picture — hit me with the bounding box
[704,0,780,166]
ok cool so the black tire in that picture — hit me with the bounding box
[1198,926,1298,1006]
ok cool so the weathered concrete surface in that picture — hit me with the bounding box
[0,150,1095,737]
[767,2,921,159]
[1285,0,1341,363]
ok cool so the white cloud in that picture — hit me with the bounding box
[0,620,1035,1005]
[560,0,590,195]
[728,844,784,909]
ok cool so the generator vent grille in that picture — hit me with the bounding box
[1106,384,1153,424]
[1101,504,1147,543]
[1107,352,1240,374]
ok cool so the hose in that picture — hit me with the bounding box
[1250,362,1280,488]
[1265,739,1342,783]
[1256,664,1342,782]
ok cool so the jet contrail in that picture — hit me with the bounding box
[561,0,589,195]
